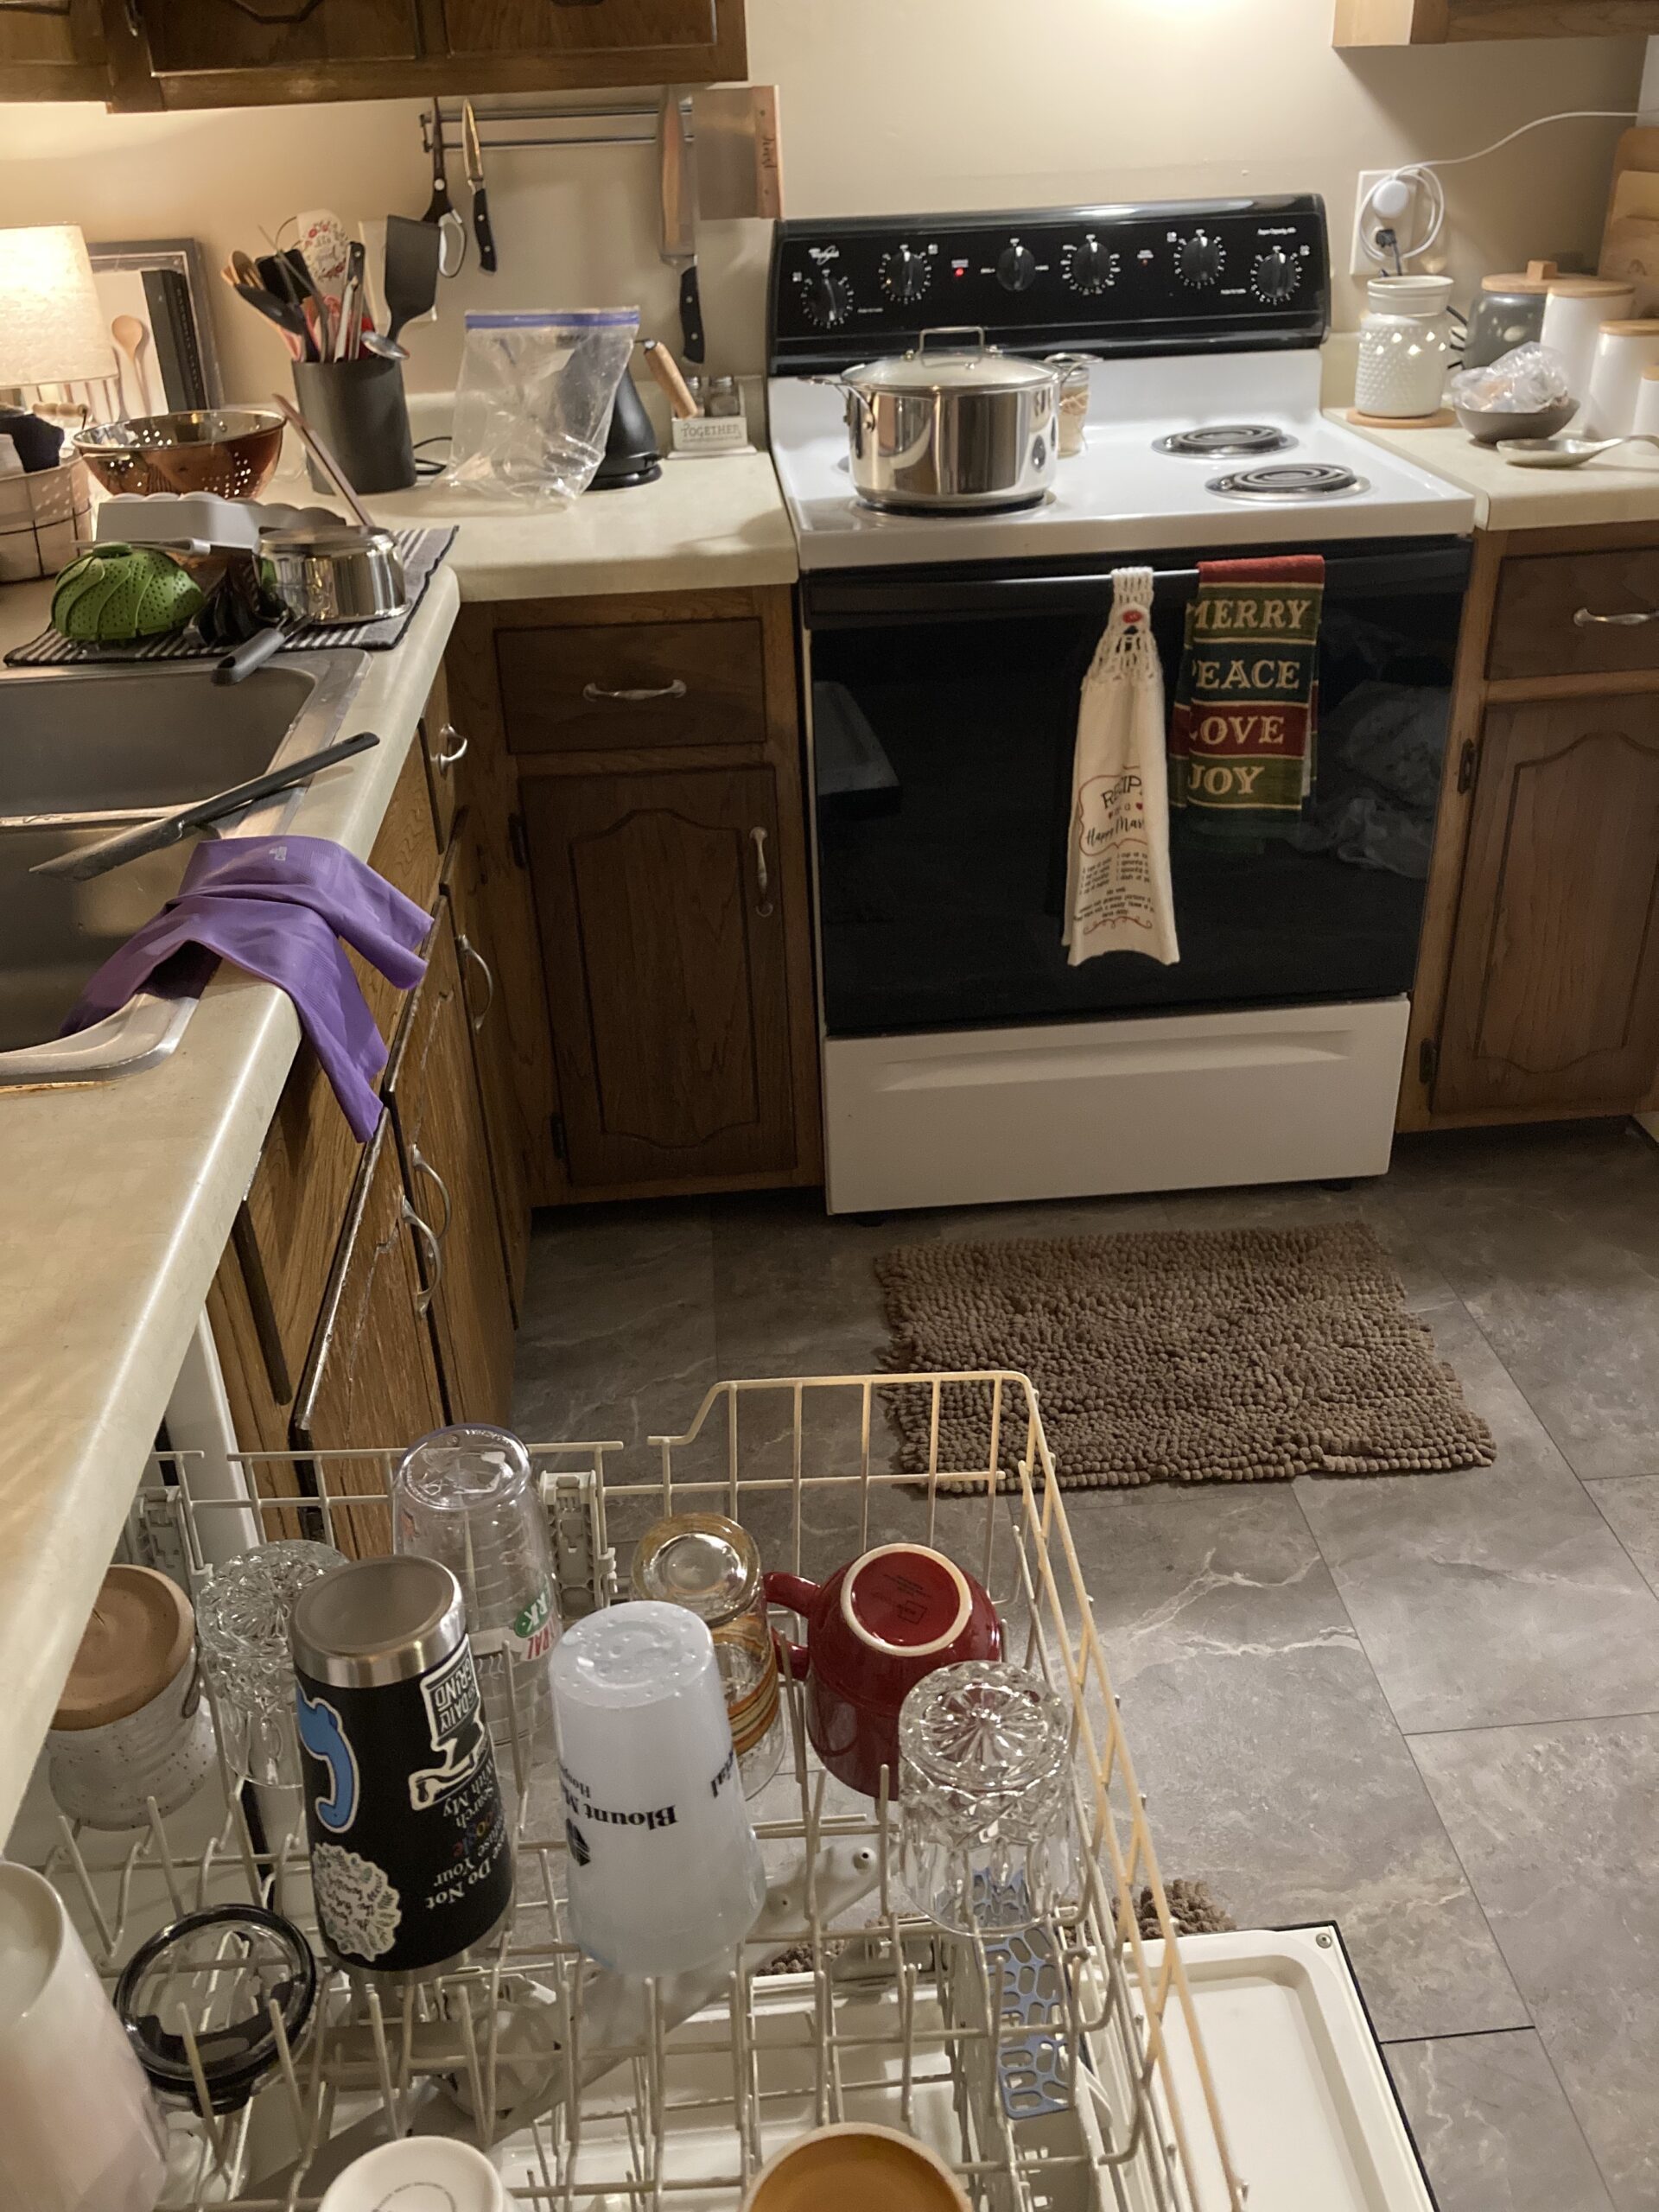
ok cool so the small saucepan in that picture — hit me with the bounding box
[213,524,408,683]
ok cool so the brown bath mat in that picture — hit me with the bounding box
[875,1222,1495,1489]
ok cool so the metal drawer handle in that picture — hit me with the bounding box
[402,1196,442,1313]
[582,679,688,704]
[409,1145,452,1242]
[750,825,774,917]
[1573,605,1659,627]
[435,721,469,768]
[456,931,495,1031]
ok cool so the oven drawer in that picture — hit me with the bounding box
[1489,543,1659,682]
[497,620,768,753]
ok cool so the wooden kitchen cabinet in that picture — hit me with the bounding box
[1335,0,1659,41]
[0,0,743,108]
[1404,521,1659,1129]
[447,812,530,1308]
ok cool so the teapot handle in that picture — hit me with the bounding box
[764,1570,818,1680]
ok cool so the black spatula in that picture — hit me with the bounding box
[385,213,442,343]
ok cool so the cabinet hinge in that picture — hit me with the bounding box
[509,812,531,870]
[1456,739,1479,795]
[550,1112,567,1162]
[1419,1038,1439,1086]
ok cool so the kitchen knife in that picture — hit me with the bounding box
[30,733,380,881]
[462,100,498,275]
[658,87,705,365]
[420,106,467,278]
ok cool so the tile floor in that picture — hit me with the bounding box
[512,1118,1659,2212]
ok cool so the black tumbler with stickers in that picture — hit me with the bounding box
[289,1554,513,1981]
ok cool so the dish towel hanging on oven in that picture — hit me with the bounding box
[1168,555,1325,841]
[1062,566,1179,967]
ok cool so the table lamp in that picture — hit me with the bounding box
[0,226,115,414]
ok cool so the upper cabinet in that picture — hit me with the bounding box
[0,0,743,106]
[1335,0,1659,39]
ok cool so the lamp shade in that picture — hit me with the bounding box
[0,226,114,385]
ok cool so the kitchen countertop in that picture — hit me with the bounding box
[1333,410,1659,531]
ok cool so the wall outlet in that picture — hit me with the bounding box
[1351,169,1417,278]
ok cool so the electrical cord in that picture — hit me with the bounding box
[1357,109,1637,270]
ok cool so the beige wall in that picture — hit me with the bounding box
[0,0,1644,404]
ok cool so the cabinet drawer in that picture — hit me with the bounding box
[497,620,766,753]
[1489,545,1659,681]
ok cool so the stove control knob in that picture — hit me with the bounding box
[1063,238,1119,296]
[880,245,931,304]
[1251,248,1301,303]
[801,270,852,328]
[996,243,1038,294]
[1175,231,1225,289]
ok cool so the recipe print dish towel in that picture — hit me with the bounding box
[1168,554,1325,840]
[1063,566,1179,967]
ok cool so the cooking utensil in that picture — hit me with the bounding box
[110,313,149,416]
[643,337,700,418]
[29,731,380,880]
[216,518,408,680]
[225,274,308,361]
[690,86,783,220]
[269,391,378,528]
[462,100,497,275]
[73,408,286,499]
[658,88,704,364]
[1497,430,1659,467]
[383,213,442,343]
[824,328,1061,513]
[421,107,467,278]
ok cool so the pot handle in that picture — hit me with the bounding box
[810,372,874,435]
[918,325,989,355]
[765,1570,818,1680]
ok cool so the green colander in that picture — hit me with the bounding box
[51,543,205,644]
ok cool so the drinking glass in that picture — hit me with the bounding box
[549,1600,766,1975]
[392,1423,558,1774]
[898,1662,1076,1936]
[194,1538,346,1789]
[631,1512,784,1795]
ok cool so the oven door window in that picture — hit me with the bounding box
[810,569,1462,1038]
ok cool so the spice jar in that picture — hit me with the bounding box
[632,1512,785,1794]
[1355,275,1460,420]
[1044,353,1092,456]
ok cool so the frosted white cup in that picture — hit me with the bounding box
[1582,320,1659,439]
[550,1601,766,1975]
[1541,280,1635,418]
[0,1863,166,2212]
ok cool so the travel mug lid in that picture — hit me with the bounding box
[290,1554,465,1686]
[53,1566,192,1731]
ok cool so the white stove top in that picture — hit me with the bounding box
[767,351,1475,570]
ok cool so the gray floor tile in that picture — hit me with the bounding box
[1384,2031,1614,2212]
[1413,1715,1659,2212]
[1389,1123,1659,1480]
[1586,1478,1659,1599]
[1063,1479,1528,2042]
[1298,1304,1659,1732]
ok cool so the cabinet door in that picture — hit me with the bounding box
[446,816,529,1312]
[388,903,516,1424]
[439,0,729,68]
[522,765,798,1190]
[0,0,111,97]
[139,0,417,77]
[291,1119,445,1556]
[1434,696,1659,1115]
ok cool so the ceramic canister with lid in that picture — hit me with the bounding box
[1354,275,1459,419]
[1465,260,1559,371]
[1634,363,1659,436]
[47,1565,216,1828]
[1540,276,1637,415]
[1581,320,1659,438]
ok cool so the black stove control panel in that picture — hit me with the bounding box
[767,196,1329,373]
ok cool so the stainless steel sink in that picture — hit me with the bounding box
[0,652,368,1089]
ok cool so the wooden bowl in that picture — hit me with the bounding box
[73,409,286,499]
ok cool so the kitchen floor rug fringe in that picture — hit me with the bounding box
[874,1221,1495,1490]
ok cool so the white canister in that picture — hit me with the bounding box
[1355,275,1459,419]
[1539,277,1636,416]
[1581,319,1659,439]
[47,1565,216,1829]
[1634,364,1659,437]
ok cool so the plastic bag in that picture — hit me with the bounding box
[1447,341,1573,413]
[448,308,639,505]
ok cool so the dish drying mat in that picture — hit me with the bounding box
[876,1221,1496,1489]
[3,525,456,667]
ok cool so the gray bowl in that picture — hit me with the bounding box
[1453,396,1577,447]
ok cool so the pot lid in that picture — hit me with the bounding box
[53,1565,193,1731]
[1480,259,1560,296]
[848,328,1056,397]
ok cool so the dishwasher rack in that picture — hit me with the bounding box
[21,1371,1246,2212]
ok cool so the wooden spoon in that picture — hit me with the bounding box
[111,313,149,416]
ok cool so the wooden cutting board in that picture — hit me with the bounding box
[1599,126,1659,315]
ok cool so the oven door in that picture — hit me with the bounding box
[804,539,1471,1040]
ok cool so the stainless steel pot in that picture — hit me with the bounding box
[824,327,1061,512]
[256,524,407,626]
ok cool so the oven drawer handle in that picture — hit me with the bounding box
[750,825,774,917]
[1574,604,1659,628]
[582,679,689,704]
